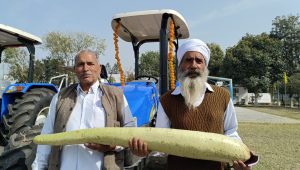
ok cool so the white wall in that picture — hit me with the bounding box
[248,93,271,104]
[234,86,271,105]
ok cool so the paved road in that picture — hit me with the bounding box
[235,107,300,123]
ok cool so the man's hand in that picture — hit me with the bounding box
[84,143,116,152]
[128,137,150,157]
[232,151,258,170]
[233,160,251,170]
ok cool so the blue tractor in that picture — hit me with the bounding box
[0,24,62,169]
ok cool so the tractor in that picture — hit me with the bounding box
[0,24,66,169]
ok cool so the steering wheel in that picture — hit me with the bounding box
[135,75,159,84]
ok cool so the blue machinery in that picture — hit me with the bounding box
[208,76,234,100]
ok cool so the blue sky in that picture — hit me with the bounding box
[1,0,299,72]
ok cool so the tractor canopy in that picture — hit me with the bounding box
[0,24,42,83]
[0,24,42,48]
[111,9,189,42]
[110,9,190,126]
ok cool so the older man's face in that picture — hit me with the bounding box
[178,51,208,109]
[75,52,101,90]
[179,51,206,78]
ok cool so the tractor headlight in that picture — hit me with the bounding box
[6,86,24,93]
[6,86,16,93]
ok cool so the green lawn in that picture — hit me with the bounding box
[238,123,300,170]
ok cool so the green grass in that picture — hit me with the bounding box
[238,123,300,170]
[242,106,300,120]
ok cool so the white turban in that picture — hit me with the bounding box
[177,39,210,66]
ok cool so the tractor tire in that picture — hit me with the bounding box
[0,125,8,146]
[0,88,55,169]
[7,88,55,137]
[0,125,41,170]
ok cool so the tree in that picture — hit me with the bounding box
[43,32,72,66]
[34,60,46,82]
[207,43,224,76]
[126,71,135,82]
[139,51,159,77]
[287,73,300,94]
[222,33,281,104]
[111,63,119,74]
[106,63,119,83]
[270,15,300,75]
[287,73,300,105]
[3,48,68,83]
[43,32,106,66]
[3,48,28,82]
[105,63,112,75]
[108,76,116,83]
[42,57,65,81]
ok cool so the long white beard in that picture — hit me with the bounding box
[178,68,209,110]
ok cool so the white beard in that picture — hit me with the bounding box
[178,68,209,110]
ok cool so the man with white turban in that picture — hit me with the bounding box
[129,39,258,170]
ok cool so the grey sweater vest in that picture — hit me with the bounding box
[48,83,124,170]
